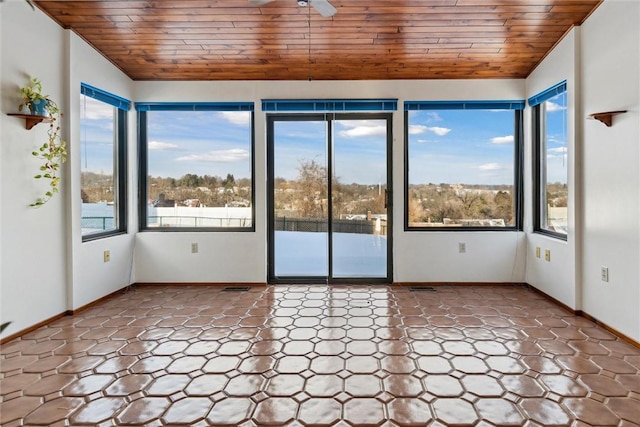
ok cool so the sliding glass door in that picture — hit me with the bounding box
[268,114,392,283]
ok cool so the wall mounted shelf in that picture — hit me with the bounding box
[7,113,52,130]
[587,110,627,127]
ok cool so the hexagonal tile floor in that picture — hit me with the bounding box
[2,284,640,426]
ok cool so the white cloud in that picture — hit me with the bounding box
[338,120,387,138]
[549,147,567,154]
[176,148,249,163]
[426,112,443,122]
[339,125,387,138]
[409,124,451,136]
[478,162,503,171]
[491,135,514,144]
[81,96,114,120]
[409,125,427,135]
[218,111,251,126]
[149,141,180,151]
[548,136,567,145]
[545,101,567,112]
[428,126,451,136]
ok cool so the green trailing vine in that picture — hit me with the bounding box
[0,322,11,334]
[19,77,68,207]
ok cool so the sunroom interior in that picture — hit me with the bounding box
[1,0,639,424]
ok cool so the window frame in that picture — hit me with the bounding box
[531,81,568,241]
[137,102,256,232]
[404,100,524,232]
[80,83,129,242]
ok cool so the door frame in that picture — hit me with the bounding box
[266,112,393,284]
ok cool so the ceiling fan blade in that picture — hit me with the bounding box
[310,0,336,17]
[248,0,276,5]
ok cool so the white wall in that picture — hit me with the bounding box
[525,29,579,308]
[1,2,68,336]
[67,32,135,309]
[579,0,640,340]
[134,80,527,283]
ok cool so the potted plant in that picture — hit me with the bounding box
[18,77,68,207]
[19,77,50,115]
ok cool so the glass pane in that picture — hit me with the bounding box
[332,119,387,277]
[542,92,568,234]
[407,109,516,228]
[273,120,328,277]
[146,110,252,228]
[80,94,117,235]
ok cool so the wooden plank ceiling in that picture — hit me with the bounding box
[34,0,602,81]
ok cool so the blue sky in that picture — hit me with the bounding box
[80,95,115,174]
[544,92,568,184]
[81,96,567,187]
[274,119,387,184]
[407,109,516,186]
[147,110,252,179]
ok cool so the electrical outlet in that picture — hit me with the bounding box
[535,247,541,258]
[601,267,609,282]
[544,249,551,262]
[103,250,110,263]
[458,242,466,253]
[191,243,198,254]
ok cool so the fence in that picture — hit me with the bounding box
[149,216,251,228]
[83,215,383,233]
[275,217,386,235]
[81,217,115,232]
[81,216,252,230]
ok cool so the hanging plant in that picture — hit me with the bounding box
[0,322,11,334]
[18,77,68,207]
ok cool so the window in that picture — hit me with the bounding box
[405,101,524,230]
[531,81,568,238]
[137,103,255,231]
[80,83,129,240]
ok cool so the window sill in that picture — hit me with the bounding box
[532,229,568,242]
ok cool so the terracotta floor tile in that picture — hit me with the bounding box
[206,397,255,425]
[146,374,192,396]
[224,373,264,396]
[387,397,433,426]
[540,375,589,397]
[62,374,115,396]
[474,398,525,426]
[343,397,386,427]
[383,374,424,397]
[23,373,76,396]
[500,375,546,398]
[298,397,342,426]
[0,396,42,424]
[23,396,85,425]
[162,397,211,424]
[69,397,126,424]
[2,284,640,426]
[423,375,465,397]
[305,375,343,397]
[56,355,106,374]
[105,374,153,396]
[432,398,479,426]
[344,374,383,397]
[606,397,640,423]
[116,396,169,424]
[563,397,620,425]
[462,374,505,397]
[253,397,298,425]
